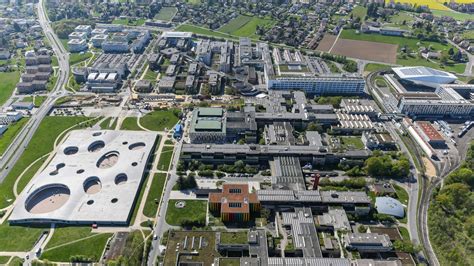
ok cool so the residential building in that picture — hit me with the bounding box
[68,39,88,53]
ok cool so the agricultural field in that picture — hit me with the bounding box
[175,24,237,40]
[155,7,177,21]
[330,38,398,64]
[432,9,474,21]
[384,0,450,11]
[219,15,275,38]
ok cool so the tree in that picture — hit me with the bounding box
[307,122,322,132]
[186,174,198,189]
[448,47,455,56]
[177,175,186,190]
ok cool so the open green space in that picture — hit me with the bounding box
[393,184,409,205]
[219,15,275,38]
[120,117,142,131]
[45,226,94,249]
[350,6,367,19]
[157,146,174,171]
[9,257,23,265]
[364,63,391,72]
[143,67,158,81]
[99,117,117,130]
[0,223,45,251]
[0,118,29,156]
[140,109,180,131]
[129,173,150,224]
[59,38,69,50]
[220,231,248,245]
[41,233,112,262]
[0,256,9,264]
[69,52,92,66]
[462,30,474,40]
[431,9,473,22]
[112,18,145,26]
[339,136,364,150]
[155,7,177,21]
[165,200,207,226]
[398,227,410,240]
[163,231,218,266]
[396,56,465,74]
[143,173,167,218]
[0,71,20,106]
[220,258,240,266]
[175,24,237,40]
[0,116,89,209]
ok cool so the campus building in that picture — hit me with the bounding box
[209,184,260,222]
[189,107,227,144]
[267,75,366,95]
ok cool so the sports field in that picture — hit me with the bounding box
[218,15,275,38]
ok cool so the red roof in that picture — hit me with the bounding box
[417,121,444,141]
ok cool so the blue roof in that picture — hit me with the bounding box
[174,123,182,131]
[375,197,404,218]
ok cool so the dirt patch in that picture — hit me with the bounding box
[328,39,398,64]
[423,157,437,179]
[316,34,337,52]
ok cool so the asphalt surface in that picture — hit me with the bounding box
[0,0,69,184]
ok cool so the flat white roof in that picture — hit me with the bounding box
[162,31,192,39]
[9,130,157,225]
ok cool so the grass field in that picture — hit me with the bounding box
[351,6,367,19]
[45,226,95,249]
[396,56,465,74]
[339,136,364,150]
[99,117,117,130]
[0,256,9,264]
[120,117,142,131]
[462,30,474,40]
[112,18,146,26]
[69,52,92,65]
[155,7,177,21]
[0,118,29,156]
[165,200,207,226]
[0,223,45,251]
[143,68,158,81]
[143,173,167,218]
[0,116,89,209]
[220,231,248,245]
[0,71,20,106]
[219,15,275,38]
[157,146,174,171]
[140,109,179,131]
[175,24,237,40]
[431,9,474,21]
[41,233,112,262]
[364,63,392,72]
[394,184,409,205]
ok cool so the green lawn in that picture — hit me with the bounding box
[41,233,112,262]
[398,226,410,240]
[9,257,23,265]
[351,6,367,19]
[164,139,174,145]
[69,52,92,66]
[120,117,142,131]
[175,24,237,40]
[220,231,248,245]
[339,136,364,150]
[112,18,146,26]
[0,118,29,156]
[143,173,167,218]
[157,146,174,171]
[396,56,465,74]
[99,117,117,130]
[60,38,69,50]
[140,109,179,131]
[155,7,177,21]
[143,68,158,81]
[45,226,95,249]
[219,15,275,38]
[364,63,392,72]
[0,71,20,106]
[220,258,240,266]
[431,9,473,22]
[0,256,9,264]
[34,96,47,107]
[47,73,58,91]
[0,223,45,251]
[462,30,474,40]
[393,184,409,205]
[0,116,89,209]
[129,173,150,225]
[389,11,415,24]
[165,200,207,226]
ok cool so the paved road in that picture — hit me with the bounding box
[147,139,183,265]
[0,0,69,185]
[447,39,473,76]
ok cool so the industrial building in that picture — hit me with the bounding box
[9,130,158,225]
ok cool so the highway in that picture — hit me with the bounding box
[0,0,69,185]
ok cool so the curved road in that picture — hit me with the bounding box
[0,0,69,184]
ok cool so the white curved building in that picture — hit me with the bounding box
[9,130,158,225]
[393,66,457,88]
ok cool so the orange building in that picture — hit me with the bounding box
[209,184,260,222]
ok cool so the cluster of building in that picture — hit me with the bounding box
[68,24,151,54]
[17,51,52,94]
[381,66,474,118]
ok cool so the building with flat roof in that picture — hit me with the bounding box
[281,208,322,257]
[68,39,88,53]
[267,75,365,96]
[316,209,351,231]
[9,130,157,225]
[362,132,397,150]
[344,233,393,253]
[189,107,227,144]
[209,184,260,222]
[375,197,404,218]
[414,121,445,145]
[157,76,176,93]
